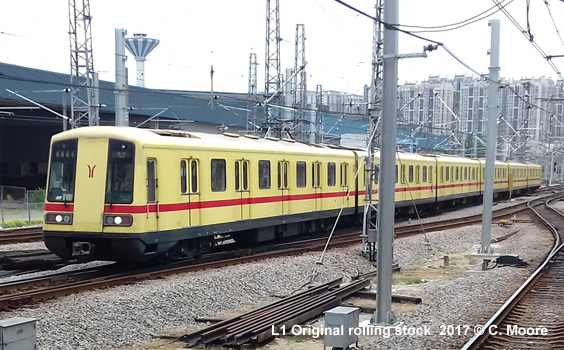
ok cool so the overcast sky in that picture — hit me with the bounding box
[1,0,564,95]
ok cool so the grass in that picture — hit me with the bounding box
[1,219,43,228]
[405,277,423,284]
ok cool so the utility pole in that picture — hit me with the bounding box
[115,28,129,127]
[372,0,398,326]
[480,19,500,254]
[316,85,323,143]
[363,0,383,263]
[264,0,281,134]
[68,0,99,127]
[247,53,258,135]
[293,24,307,142]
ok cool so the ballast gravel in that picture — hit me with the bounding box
[0,197,553,350]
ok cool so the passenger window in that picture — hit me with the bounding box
[211,159,226,192]
[416,166,420,183]
[395,165,398,184]
[340,163,348,187]
[278,161,289,189]
[328,162,336,186]
[234,160,249,191]
[147,159,156,202]
[408,165,414,183]
[297,161,306,188]
[312,162,321,188]
[259,160,271,189]
[422,166,427,183]
[455,167,459,181]
[429,166,433,183]
[446,166,450,182]
[181,160,187,194]
[401,165,406,184]
[440,166,444,182]
[190,160,198,193]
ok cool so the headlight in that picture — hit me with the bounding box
[45,213,73,225]
[103,214,133,227]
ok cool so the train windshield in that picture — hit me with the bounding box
[47,140,78,203]
[105,140,135,204]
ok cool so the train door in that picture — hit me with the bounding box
[74,138,108,232]
[312,162,322,211]
[508,170,514,199]
[146,158,159,231]
[278,161,289,214]
[235,159,251,220]
[340,162,349,207]
[181,159,200,226]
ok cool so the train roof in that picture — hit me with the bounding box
[51,126,356,157]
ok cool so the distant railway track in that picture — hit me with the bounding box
[0,226,43,245]
[462,195,564,349]
[0,189,561,311]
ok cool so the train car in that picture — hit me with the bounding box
[525,163,542,192]
[506,161,528,195]
[43,127,361,262]
[43,126,542,263]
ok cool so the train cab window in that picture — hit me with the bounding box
[408,165,414,183]
[47,139,78,203]
[340,163,348,187]
[422,166,427,183]
[259,160,271,189]
[297,161,306,188]
[278,161,289,189]
[445,166,450,182]
[211,159,226,192]
[312,162,321,188]
[106,140,135,204]
[328,162,336,186]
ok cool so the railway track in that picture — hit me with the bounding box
[0,226,43,244]
[461,195,564,349]
[0,189,561,311]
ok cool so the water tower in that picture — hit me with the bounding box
[125,33,160,87]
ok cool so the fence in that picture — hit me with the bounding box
[0,186,45,229]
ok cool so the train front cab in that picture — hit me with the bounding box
[43,131,165,262]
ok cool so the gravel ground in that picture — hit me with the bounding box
[0,197,553,350]
[358,222,553,350]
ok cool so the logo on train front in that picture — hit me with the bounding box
[87,164,96,178]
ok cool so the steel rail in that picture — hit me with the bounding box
[461,195,564,350]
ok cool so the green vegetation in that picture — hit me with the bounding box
[2,219,43,228]
[28,188,46,204]
[406,277,423,284]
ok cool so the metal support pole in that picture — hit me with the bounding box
[372,0,398,326]
[115,28,129,127]
[480,19,500,254]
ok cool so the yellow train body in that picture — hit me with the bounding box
[43,127,541,262]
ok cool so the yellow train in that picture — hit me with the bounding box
[43,127,541,262]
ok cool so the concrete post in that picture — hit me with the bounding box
[480,19,501,254]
